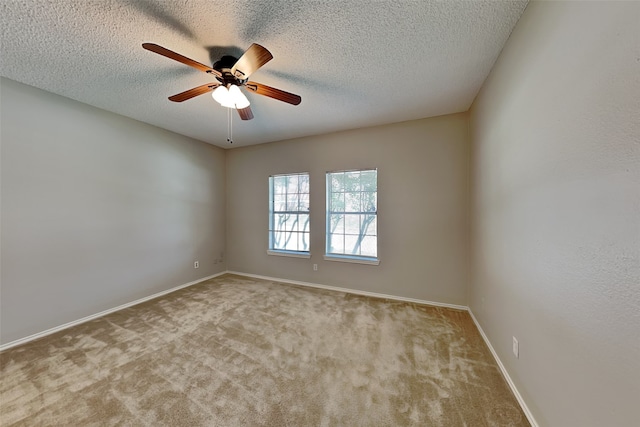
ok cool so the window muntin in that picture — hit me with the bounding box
[326,169,377,259]
[269,173,310,253]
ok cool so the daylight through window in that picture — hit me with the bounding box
[326,169,377,260]
[268,173,310,254]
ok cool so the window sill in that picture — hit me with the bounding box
[267,250,311,259]
[323,255,380,265]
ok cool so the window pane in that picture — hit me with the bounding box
[364,215,377,236]
[330,192,343,212]
[286,193,299,211]
[287,175,299,193]
[300,232,310,251]
[329,213,344,234]
[284,232,298,251]
[299,193,309,211]
[273,231,285,250]
[345,192,360,212]
[346,171,361,191]
[274,195,286,211]
[362,192,376,212]
[345,214,360,234]
[329,233,344,253]
[331,172,344,192]
[299,174,309,193]
[274,214,287,232]
[286,214,298,232]
[344,235,359,255]
[361,236,377,257]
[273,176,287,194]
[360,170,376,191]
[298,214,310,232]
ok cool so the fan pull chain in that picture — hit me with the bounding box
[226,107,233,144]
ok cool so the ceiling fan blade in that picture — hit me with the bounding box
[168,83,219,102]
[237,106,254,120]
[245,81,302,105]
[142,43,222,78]
[231,44,273,79]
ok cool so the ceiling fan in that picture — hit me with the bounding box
[142,43,302,121]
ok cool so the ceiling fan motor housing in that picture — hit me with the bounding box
[213,55,244,86]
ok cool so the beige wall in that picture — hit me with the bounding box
[0,78,227,344]
[469,1,640,426]
[4,1,638,422]
[226,113,470,305]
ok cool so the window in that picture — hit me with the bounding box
[268,173,310,256]
[325,169,378,264]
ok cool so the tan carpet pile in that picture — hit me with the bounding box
[1,274,528,426]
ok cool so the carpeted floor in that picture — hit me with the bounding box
[1,274,529,426]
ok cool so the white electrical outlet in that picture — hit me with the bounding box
[313,264,318,271]
[513,336,519,358]
[194,261,199,269]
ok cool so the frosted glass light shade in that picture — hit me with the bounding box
[212,86,234,108]
[212,85,250,109]
[228,85,250,109]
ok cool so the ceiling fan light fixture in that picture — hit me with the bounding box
[212,86,234,108]
[143,42,301,121]
[212,85,250,109]
[229,85,250,109]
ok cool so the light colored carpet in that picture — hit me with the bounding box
[1,274,529,426]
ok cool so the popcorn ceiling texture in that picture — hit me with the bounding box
[0,0,528,147]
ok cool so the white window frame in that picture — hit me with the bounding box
[325,169,379,265]
[268,172,311,258]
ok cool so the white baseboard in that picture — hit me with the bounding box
[468,309,539,427]
[0,272,226,352]
[231,270,537,425]
[1,269,537,427]
[226,271,468,311]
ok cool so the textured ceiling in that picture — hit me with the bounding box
[1,0,528,148]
